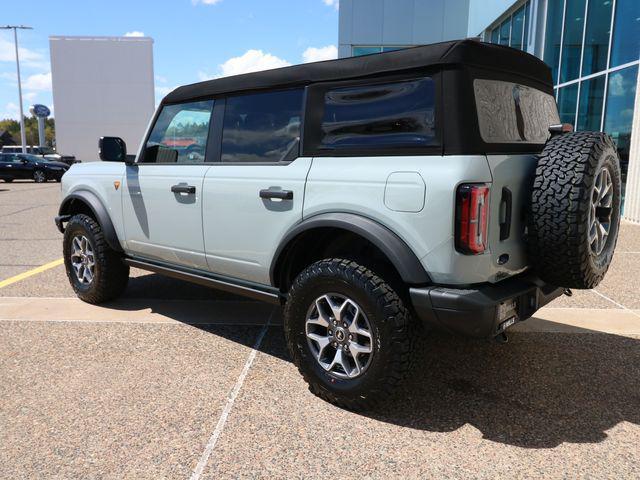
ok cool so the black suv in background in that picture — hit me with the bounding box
[0,153,69,183]
[1,146,78,166]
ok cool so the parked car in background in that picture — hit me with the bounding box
[0,153,70,183]
[1,145,78,166]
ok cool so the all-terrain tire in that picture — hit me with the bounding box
[63,214,129,303]
[284,258,416,411]
[528,131,621,289]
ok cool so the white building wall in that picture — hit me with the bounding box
[49,36,155,162]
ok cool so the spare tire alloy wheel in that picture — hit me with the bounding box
[70,235,95,285]
[528,132,622,289]
[305,293,373,379]
[33,170,46,183]
[589,167,613,255]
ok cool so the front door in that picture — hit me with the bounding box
[202,88,310,285]
[122,100,215,270]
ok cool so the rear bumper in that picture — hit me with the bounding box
[410,275,563,338]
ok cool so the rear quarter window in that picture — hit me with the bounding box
[314,77,437,152]
[473,79,560,144]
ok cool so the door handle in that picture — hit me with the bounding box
[259,189,293,200]
[171,184,196,194]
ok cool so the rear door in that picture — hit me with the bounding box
[121,100,215,270]
[202,88,310,285]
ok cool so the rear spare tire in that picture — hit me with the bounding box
[528,131,621,289]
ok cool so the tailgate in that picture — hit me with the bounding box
[486,153,537,280]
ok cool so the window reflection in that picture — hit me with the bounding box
[144,100,214,164]
[577,75,605,131]
[557,83,579,124]
[610,0,640,68]
[604,65,638,182]
[511,6,525,50]
[221,89,303,163]
[582,0,613,76]
[544,0,564,84]
[560,0,586,83]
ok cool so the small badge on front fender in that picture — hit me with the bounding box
[113,181,120,190]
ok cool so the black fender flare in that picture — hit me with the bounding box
[57,190,123,252]
[270,212,430,287]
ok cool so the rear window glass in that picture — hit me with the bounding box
[318,78,437,150]
[221,89,303,163]
[474,79,560,144]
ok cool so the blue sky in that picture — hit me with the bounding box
[0,0,339,120]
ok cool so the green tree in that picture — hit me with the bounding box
[0,116,56,147]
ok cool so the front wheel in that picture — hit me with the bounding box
[63,214,130,304]
[284,258,416,411]
[3,178,13,183]
[33,170,46,183]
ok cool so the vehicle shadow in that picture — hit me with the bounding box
[109,272,640,449]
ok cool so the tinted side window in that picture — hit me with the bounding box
[221,89,303,163]
[473,79,560,144]
[318,78,437,150]
[143,100,214,164]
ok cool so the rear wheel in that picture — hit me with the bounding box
[33,170,46,183]
[528,131,621,288]
[284,258,416,411]
[3,178,13,183]
[63,214,129,303]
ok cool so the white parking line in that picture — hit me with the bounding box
[592,289,640,319]
[189,309,273,480]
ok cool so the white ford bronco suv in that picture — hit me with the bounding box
[56,40,621,410]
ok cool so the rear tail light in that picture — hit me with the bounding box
[456,183,490,254]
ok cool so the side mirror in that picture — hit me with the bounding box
[99,136,129,163]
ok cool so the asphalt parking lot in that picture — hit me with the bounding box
[1,180,639,478]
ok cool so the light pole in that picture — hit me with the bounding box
[1,25,33,154]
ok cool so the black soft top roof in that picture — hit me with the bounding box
[163,39,552,105]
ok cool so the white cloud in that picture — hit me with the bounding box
[323,0,339,10]
[192,0,223,5]
[0,101,19,120]
[0,34,47,69]
[23,72,51,91]
[24,91,38,102]
[200,49,291,80]
[302,45,337,63]
[124,31,145,37]
[155,74,167,83]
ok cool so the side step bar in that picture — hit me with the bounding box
[123,258,283,305]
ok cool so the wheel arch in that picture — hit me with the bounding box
[270,212,430,291]
[58,191,123,253]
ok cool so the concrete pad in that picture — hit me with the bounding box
[593,253,640,309]
[201,330,640,479]
[514,307,640,335]
[0,297,278,326]
[617,221,640,252]
[0,321,265,479]
[546,288,616,309]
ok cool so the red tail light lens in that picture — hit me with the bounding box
[456,184,490,254]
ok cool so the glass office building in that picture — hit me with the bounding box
[486,0,639,193]
[339,0,640,221]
